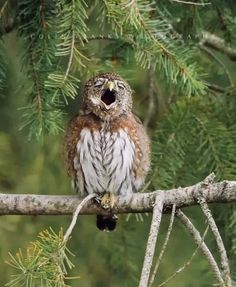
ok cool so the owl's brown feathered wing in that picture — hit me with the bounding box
[64,113,101,185]
[129,113,150,187]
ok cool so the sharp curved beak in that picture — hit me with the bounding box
[105,81,115,91]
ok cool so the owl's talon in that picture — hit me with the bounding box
[94,196,102,204]
[101,192,116,210]
[110,193,116,209]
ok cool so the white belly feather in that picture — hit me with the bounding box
[73,127,137,196]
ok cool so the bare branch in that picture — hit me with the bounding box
[204,81,228,93]
[139,193,164,287]
[0,178,236,215]
[169,0,211,5]
[201,31,236,61]
[199,198,232,287]
[176,210,225,286]
[64,193,96,242]
[158,225,209,287]
[149,204,176,287]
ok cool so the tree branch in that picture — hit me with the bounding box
[158,225,209,287]
[199,198,232,287]
[0,178,235,215]
[201,31,236,61]
[63,193,96,242]
[176,210,225,286]
[149,204,176,287]
[139,193,164,287]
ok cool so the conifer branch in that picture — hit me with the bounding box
[103,0,206,96]
[0,177,236,215]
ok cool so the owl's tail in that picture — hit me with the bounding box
[96,215,117,231]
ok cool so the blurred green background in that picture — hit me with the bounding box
[0,1,236,286]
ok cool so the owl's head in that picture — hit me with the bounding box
[82,72,133,119]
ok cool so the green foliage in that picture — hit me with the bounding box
[17,0,64,140]
[45,0,88,104]
[0,0,209,139]
[102,0,206,96]
[151,96,236,189]
[6,229,76,287]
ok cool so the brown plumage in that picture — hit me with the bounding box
[64,72,150,231]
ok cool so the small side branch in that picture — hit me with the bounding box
[170,0,211,5]
[199,198,232,287]
[64,193,96,242]
[149,204,176,287]
[158,225,209,287]
[201,31,236,61]
[199,45,234,87]
[176,210,225,286]
[139,193,164,287]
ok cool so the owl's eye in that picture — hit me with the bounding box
[94,79,105,87]
[117,81,125,89]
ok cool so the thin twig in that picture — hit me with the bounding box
[139,193,164,287]
[144,66,155,128]
[199,45,234,88]
[176,210,225,286]
[149,204,176,287]
[204,81,228,93]
[125,0,136,8]
[199,198,232,287]
[170,0,211,5]
[64,193,96,242]
[158,225,209,287]
[201,31,236,61]
[0,0,9,19]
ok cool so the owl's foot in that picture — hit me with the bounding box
[101,192,116,210]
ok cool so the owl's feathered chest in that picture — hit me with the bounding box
[73,123,136,196]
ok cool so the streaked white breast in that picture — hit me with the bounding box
[73,127,137,196]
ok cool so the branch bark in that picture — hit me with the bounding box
[149,204,176,287]
[176,210,225,286]
[158,225,209,287]
[199,198,232,287]
[139,193,164,287]
[0,179,235,215]
[201,31,236,61]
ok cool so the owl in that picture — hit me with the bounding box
[64,72,150,231]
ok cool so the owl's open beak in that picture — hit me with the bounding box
[101,81,116,108]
